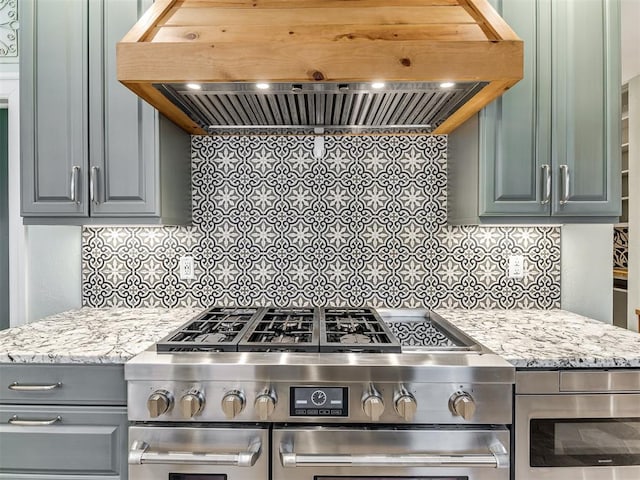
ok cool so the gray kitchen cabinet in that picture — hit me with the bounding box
[449,0,621,223]
[20,0,191,225]
[0,364,127,480]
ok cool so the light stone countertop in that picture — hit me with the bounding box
[435,309,640,368]
[1,308,639,368]
[0,308,202,364]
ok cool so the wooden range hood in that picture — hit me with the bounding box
[117,0,523,135]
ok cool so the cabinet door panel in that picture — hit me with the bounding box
[20,0,89,216]
[551,0,620,216]
[89,0,158,216]
[479,0,551,216]
[0,405,127,478]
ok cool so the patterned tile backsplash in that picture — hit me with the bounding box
[82,135,561,310]
[614,226,628,269]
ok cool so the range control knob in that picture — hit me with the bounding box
[362,385,385,421]
[254,392,277,421]
[449,391,476,421]
[394,391,418,422]
[180,390,205,418]
[221,390,246,419]
[147,389,173,418]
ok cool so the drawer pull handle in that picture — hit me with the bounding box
[8,382,62,391]
[128,439,262,467]
[8,415,61,426]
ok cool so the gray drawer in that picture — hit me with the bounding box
[0,364,126,405]
[0,404,127,479]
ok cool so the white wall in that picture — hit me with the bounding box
[561,224,613,323]
[25,226,82,323]
[0,73,27,326]
[621,0,640,84]
[628,75,640,331]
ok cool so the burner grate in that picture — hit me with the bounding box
[156,307,260,352]
[238,307,320,352]
[321,307,402,353]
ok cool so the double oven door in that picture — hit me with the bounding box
[128,425,268,480]
[128,424,510,480]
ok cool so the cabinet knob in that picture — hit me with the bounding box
[221,390,245,419]
[449,391,476,421]
[147,390,173,418]
[254,392,276,421]
[180,390,205,418]
[394,391,417,422]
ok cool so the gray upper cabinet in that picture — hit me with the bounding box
[550,0,620,216]
[20,0,191,224]
[450,0,620,222]
[20,0,89,216]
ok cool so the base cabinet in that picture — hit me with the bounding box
[0,364,127,480]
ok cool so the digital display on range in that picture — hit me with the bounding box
[290,387,348,417]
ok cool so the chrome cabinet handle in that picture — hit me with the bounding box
[559,164,570,205]
[8,415,61,426]
[280,442,508,469]
[540,164,551,204]
[8,382,62,391]
[128,439,261,467]
[70,166,81,204]
[90,166,100,204]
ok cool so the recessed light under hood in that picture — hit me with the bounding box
[117,0,523,135]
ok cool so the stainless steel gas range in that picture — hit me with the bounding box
[125,307,514,480]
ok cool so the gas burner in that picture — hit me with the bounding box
[339,333,372,344]
[336,317,366,334]
[321,307,402,353]
[272,334,298,344]
[238,307,319,352]
[194,333,231,344]
[156,307,261,353]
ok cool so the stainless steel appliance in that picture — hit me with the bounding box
[515,370,640,480]
[126,307,515,480]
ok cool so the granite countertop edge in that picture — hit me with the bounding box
[0,307,639,368]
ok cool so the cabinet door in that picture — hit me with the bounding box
[551,0,621,216]
[88,0,159,217]
[20,0,89,216]
[479,0,552,216]
[0,405,127,479]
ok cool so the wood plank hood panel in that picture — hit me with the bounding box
[117,0,523,135]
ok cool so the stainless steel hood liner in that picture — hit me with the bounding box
[154,81,488,134]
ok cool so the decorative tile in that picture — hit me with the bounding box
[386,322,458,348]
[82,135,561,310]
[613,226,628,269]
[0,0,18,59]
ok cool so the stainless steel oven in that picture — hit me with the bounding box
[273,426,510,480]
[126,307,515,480]
[515,370,640,480]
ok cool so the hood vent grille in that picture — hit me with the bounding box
[154,82,488,134]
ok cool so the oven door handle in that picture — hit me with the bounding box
[128,439,261,467]
[279,441,508,469]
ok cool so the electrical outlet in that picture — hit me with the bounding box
[179,256,195,280]
[508,255,525,279]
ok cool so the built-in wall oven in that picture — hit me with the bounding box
[126,307,515,480]
[515,370,640,480]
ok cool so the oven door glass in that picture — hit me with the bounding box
[530,418,640,467]
[316,477,465,479]
[169,476,227,480]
